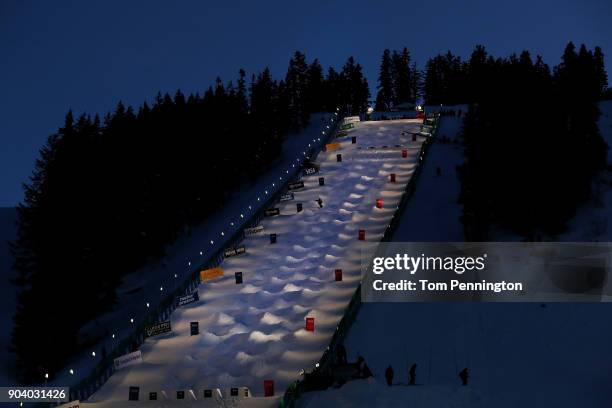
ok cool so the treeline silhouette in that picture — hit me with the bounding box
[427,43,609,238]
[10,51,370,382]
[375,47,421,110]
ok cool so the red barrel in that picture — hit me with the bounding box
[334,269,343,281]
[376,198,383,209]
[264,380,274,397]
[358,229,365,240]
[402,149,408,158]
[390,173,396,182]
[305,317,315,331]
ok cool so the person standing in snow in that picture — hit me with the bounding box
[385,365,394,386]
[409,363,417,385]
[459,368,469,386]
[316,197,323,208]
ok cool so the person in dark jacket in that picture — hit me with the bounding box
[385,365,394,386]
[459,368,469,386]
[409,363,417,385]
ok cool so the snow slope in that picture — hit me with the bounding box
[304,111,612,408]
[82,119,427,405]
[45,114,335,389]
[391,114,464,241]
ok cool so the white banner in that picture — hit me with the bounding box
[113,350,143,370]
[342,116,360,124]
[245,225,264,235]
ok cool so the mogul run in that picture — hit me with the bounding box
[373,279,523,293]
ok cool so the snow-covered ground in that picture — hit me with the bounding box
[80,119,427,405]
[45,115,336,389]
[302,107,612,407]
[391,114,464,241]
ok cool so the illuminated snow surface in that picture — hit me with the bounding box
[305,107,612,408]
[84,119,425,406]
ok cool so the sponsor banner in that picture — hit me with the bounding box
[302,166,318,176]
[224,387,251,398]
[265,208,280,216]
[288,181,304,190]
[245,225,264,235]
[145,321,171,338]
[200,267,224,282]
[224,246,246,258]
[343,116,361,124]
[113,350,143,370]
[280,192,294,202]
[177,291,199,307]
[325,142,341,151]
[339,123,354,131]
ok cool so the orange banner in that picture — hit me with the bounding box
[200,267,224,282]
[325,143,341,151]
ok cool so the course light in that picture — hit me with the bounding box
[174,273,178,278]
[210,240,214,244]
[240,214,244,218]
[130,318,134,323]
[69,369,74,375]
[91,351,96,357]
[160,286,163,291]
[146,302,150,308]
[221,232,224,236]
[45,373,49,379]
[112,333,115,339]
[199,251,203,255]
[188,262,191,266]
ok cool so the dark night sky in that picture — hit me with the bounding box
[1,0,610,206]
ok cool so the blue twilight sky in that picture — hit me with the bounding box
[1,0,611,207]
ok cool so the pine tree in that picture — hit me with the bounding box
[285,51,310,128]
[306,59,324,113]
[376,49,394,111]
[391,47,412,106]
[593,47,608,99]
[340,56,370,115]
